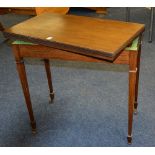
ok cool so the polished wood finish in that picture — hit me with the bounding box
[5,14,144,144]
[134,40,142,114]
[44,59,55,102]
[12,41,142,144]
[35,7,69,15]
[17,44,129,64]
[4,13,145,60]
[0,7,35,15]
[127,49,138,144]
[12,45,36,132]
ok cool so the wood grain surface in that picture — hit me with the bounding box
[4,13,144,60]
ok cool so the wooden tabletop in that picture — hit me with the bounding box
[3,13,145,61]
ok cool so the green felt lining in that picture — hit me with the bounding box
[12,38,139,51]
[12,40,37,45]
[125,37,139,51]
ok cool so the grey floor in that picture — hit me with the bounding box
[0,7,155,147]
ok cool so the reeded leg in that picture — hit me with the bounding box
[12,45,36,133]
[127,51,138,144]
[134,42,141,115]
[44,59,55,103]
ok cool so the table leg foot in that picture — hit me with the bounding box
[31,121,37,134]
[127,135,132,144]
[134,109,138,115]
[32,129,37,134]
[134,102,138,115]
[49,91,55,103]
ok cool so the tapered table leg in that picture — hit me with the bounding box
[12,45,36,133]
[127,50,138,144]
[44,59,55,103]
[134,42,142,115]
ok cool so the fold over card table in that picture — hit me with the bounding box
[3,13,145,144]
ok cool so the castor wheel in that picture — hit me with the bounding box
[127,136,132,144]
[49,92,55,104]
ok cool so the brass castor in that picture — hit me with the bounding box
[49,92,55,103]
[127,136,132,144]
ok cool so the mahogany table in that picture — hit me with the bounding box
[3,13,145,144]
